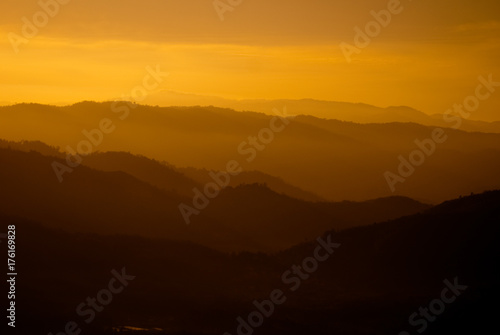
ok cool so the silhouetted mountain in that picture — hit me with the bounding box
[1,102,500,202]
[180,167,324,202]
[0,139,323,202]
[83,151,201,197]
[4,190,498,335]
[202,183,431,247]
[0,147,429,252]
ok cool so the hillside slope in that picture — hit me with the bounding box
[4,191,498,334]
[0,147,429,252]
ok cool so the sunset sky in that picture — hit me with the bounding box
[1,0,500,120]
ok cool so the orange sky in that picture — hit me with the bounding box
[1,0,500,120]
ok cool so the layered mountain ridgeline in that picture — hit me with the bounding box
[145,92,500,133]
[4,191,499,335]
[178,166,324,202]
[0,146,429,252]
[0,139,321,201]
[1,102,499,203]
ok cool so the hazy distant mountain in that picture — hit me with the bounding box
[1,102,500,202]
[6,190,498,334]
[146,91,500,132]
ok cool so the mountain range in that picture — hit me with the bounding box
[0,143,430,252]
[146,91,500,133]
[1,102,500,203]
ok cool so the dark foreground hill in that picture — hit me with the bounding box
[2,191,498,335]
